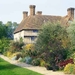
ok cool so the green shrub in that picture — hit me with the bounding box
[23,48,37,58]
[23,44,37,57]
[11,56,17,60]
[8,41,24,53]
[0,37,10,54]
[45,63,53,70]
[6,51,12,57]
[64,63,75,74]
[24,56,32,64]
[31,58,41,66]
[35,22,69,71]
[40,59,45,67]
[11,52,22,60]
[23,44,34,51]
[71,52,75,63]
[18,57,23,62]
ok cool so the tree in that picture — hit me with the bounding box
[35,22,69,70]
[0,37,10,53]
[0,21,18,54]
[12,22,18,30]
[67,21,75,46]
[0,21,7,39]
[5,21,13,39]
[0,21,3,25]
[5,21,18,39]
[67,21,75,57]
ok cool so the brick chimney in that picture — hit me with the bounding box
[29,5,36,16]
[23,11,28,19]
[36,11,42,15]
[67,8,75,20]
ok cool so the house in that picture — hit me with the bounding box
[14,5,75,44]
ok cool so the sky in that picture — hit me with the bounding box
[0,0,75,23]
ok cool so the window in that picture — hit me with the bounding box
[31,36,36,41]
[33,30,38,32]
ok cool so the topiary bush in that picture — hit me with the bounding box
[64,63,75,74]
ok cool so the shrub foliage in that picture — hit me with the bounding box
[64,63,75,74]
[35,22,70,70]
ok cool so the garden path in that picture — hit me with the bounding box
[0,54,69,75]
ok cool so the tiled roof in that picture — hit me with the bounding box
[14,15,68,34]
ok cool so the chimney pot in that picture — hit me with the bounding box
[36,11,42,15]
[29,5,36,16]
[67,8,75,20]
[23,11,28,19]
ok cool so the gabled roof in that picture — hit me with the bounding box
[14,15,68,34]
[14,5,75,34]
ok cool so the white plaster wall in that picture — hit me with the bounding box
[14,30,24,41]
[14,30,38,44]
[21,30,24,38]
[24,37,31,44]
[24,30,38,36]
[14,32,20,41]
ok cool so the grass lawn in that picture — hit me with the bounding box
[0,58,42,75]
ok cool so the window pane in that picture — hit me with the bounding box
[31,36,35,41]
[33,30,38,32]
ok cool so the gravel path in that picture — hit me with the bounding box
[0,55,69,75]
